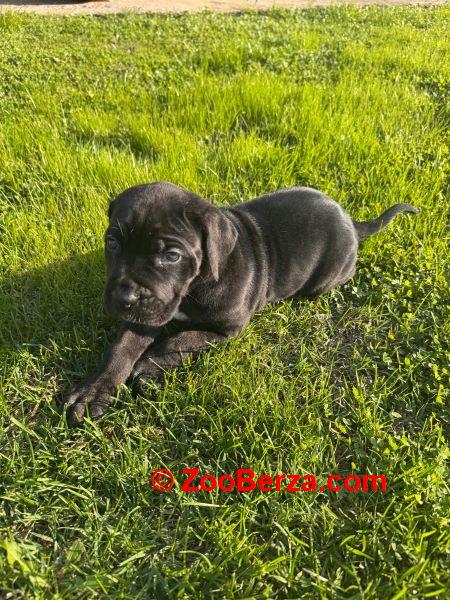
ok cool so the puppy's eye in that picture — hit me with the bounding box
[106,237,120,252]
[163,250,181,263]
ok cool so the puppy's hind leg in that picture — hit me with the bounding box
[335,249,358,287]
[128,329,227,392]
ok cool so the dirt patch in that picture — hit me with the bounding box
[0,0,446,16]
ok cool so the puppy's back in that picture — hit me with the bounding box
[235,187,358,300]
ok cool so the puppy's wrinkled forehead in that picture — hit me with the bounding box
[108,182,200,248]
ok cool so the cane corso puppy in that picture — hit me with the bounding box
[63,182,418,425]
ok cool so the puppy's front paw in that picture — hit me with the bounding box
[62,380,115,427]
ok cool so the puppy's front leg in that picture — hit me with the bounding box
[129,329,227,390]
[63,323,160,426]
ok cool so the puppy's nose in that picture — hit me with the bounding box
[113,284,139,308]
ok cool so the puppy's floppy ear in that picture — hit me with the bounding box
[202,209,238,281]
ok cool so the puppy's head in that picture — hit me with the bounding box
[104,182,237,326]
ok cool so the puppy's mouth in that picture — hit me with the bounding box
[104,288,180,327]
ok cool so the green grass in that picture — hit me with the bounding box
[0,5,449,598]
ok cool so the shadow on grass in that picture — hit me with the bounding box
[72,129,160,163]
[0,249,117,428]
[0,249,112,363]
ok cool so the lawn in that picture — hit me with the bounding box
[0,5,449,598]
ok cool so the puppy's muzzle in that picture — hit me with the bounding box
[111,283,139,308]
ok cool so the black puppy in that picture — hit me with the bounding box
[63,182,418,425]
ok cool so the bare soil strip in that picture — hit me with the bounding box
[0,0,447,17]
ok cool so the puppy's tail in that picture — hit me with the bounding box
[353,203,419,241]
